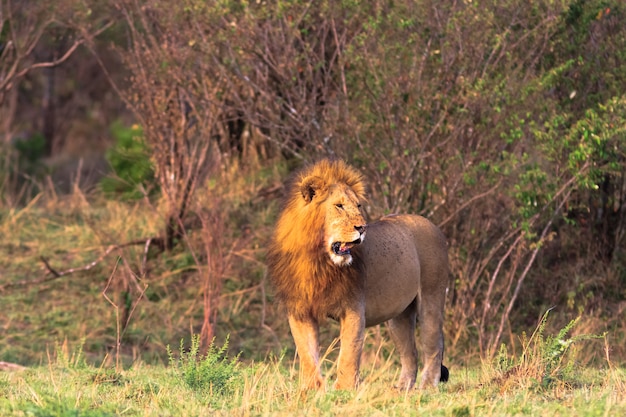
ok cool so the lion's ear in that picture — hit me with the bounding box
[300,176,325,203]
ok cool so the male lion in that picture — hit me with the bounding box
[267,159,449,390]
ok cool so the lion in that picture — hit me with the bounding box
[267,159,449,390]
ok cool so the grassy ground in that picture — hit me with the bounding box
[1,346,625,417]
[0,167,282,366]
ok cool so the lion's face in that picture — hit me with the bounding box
[275,159,368,269]
[322,184,367,266]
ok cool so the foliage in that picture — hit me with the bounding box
[0,134,48,205]
[495,310,605,390]
[101,121,156,200]
[167,335,241,398]
[13,133,47,164]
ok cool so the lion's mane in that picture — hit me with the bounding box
[267,159,367,321]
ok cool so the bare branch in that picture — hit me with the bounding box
[0,238,163,292]
[438,181,503,228]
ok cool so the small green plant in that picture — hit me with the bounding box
[496,310,604,390]
[5,133,48,192]
[13,133,46,163]
[167,335,240,397]
[54,338,87,370]
[101,120,156,200]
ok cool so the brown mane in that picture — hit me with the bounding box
[267,159,366,321]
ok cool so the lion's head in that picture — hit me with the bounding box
[274,159,367,267]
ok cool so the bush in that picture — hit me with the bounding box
[167,335,240,398]
[495,310,604,390]
[100,120,156,200]
[13,133,46,164]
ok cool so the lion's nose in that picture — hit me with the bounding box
[354,225,366,235]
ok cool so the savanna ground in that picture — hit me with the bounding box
[1,347,625,416]
[1,169,625,416]
[2,0,626,415]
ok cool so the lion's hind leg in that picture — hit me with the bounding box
[388,299,419,390]
[418,296,445,389]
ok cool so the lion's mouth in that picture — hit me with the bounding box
[331,238,362,256]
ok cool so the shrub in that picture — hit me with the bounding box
[101,120,156,200]
[13,133,46,164]
[167,335,240,397]
[495,310,605,390]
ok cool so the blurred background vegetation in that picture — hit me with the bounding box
[0,0,624,369]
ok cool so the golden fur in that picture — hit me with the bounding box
[267,159,449,390]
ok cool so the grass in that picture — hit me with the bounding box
[1,307,625,416]
[0,195,176,366]
[0,167,280,366]
[0,345,624,416]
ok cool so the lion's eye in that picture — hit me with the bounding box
[335,204,343,209]
[357,204,362,208]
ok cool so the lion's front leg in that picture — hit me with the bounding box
[334,306,365,390]
[288,314,323,389]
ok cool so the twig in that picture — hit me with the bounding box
[140,237,152,277]
[438,180,502,228]
[0,238,163,292]
[489,187,575,356]
[102,259,122,371]
[101,257,148,371]
[40,256,61,277]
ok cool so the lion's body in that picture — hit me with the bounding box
[360,215,448,327]
[267,159,449,390]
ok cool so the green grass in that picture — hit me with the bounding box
[1,351,624,416]
[0,178,278,367]
[1,320,624,416]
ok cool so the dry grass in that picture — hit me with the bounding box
[0,347,624,416]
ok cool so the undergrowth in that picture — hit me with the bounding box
[167,335,241,398]
[100,121,155,200]
[494,309,606,391]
